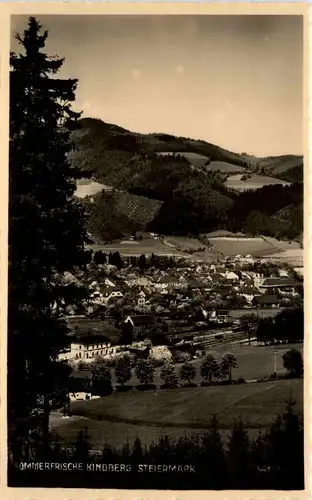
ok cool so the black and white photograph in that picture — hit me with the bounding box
[4,5,306,493]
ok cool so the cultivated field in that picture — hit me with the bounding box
[225,174,290,192]
[164,236,206,252]
[87,238,187,257]
[207,236,278,257]
[264,249,304,267]
[53,343,303,448]
[87,234,302,263]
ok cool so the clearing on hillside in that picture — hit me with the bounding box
[157,151,210,168]
[226,174,290,192]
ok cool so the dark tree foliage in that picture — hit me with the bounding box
[256,307,303,344]
[134,358,155,386]
[115,355,132,386]
[9,402,304,489]
[200,354,220,383]
[200,415,226,487]
[9,17,88,451]
[227,419,252,487]
[138,254,147,271]
[160,362,179,387]
[283,349,303,377]
[179,362,196,385]
[91,359,112,395]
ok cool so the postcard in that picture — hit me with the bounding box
[0,2,309,499]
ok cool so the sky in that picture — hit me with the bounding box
[10,15,303,157]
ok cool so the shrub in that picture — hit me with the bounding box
[282,349,303,377]
[237,377,246,384]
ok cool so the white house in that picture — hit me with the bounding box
[105,290,123,303]
[222,271,239,281]
[59,338,120,362]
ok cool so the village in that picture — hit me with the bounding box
[56,248,303,399]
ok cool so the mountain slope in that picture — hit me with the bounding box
[70,117,303,242]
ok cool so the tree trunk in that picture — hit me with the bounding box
[43,395,50,446]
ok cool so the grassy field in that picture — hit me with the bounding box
[54,378,302,448]
[225,174,290,192]
[87,238,186,256]
[207,236,277,256]
[53,343,303,448]
[164,236,206,251]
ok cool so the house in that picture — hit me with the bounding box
[211,309,230,323]
[123,315,155,339]
[59,334,120,362]
[259,278,297,294]
[252,295,279,307]
[187,281,207,290]
[128,345,150,359]
[68,372,92,401]
[124,314,155,327]
[137,290,146,308]
[238,286,259,304]
[105,290,124,303]
[222,271,239,281]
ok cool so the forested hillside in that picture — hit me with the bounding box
[70,118,303,242]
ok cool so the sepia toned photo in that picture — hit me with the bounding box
[2,4,307,495]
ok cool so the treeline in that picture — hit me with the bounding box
[9,401,304,489]
[226,183,303,238]
[76,353,241,394]
[256,307,303,344]
[150,182,303,239]
[82,250,183,270]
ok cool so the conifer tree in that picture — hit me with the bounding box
[227,418,252,487]
[9,17,88,452]
[201,415,226,487]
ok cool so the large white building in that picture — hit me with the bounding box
[59,336,121,362]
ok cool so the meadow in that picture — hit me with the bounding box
[54,378,302,448]
[53,343,303,448]
[207,236,278,256]
[225,174,290,192]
